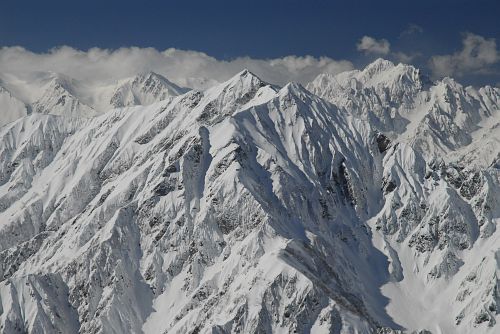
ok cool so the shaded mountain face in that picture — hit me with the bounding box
[0,62,498,334]
[0,85,29,127]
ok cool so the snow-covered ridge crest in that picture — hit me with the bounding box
[0,63,499,333]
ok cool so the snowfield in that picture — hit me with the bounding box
[0,60,499,333]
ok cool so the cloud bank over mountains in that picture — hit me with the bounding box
[0,46,354,88]
[1,31,498,90]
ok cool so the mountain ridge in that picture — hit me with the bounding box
[0,60,498,333]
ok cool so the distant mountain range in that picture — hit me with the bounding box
[0,71,189,127]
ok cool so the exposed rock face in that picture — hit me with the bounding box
[0,61,499,333]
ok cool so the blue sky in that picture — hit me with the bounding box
[1,0,499,86]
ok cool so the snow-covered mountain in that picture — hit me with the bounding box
[307,58,500,165]
[0,71,190,124]
[0,62,498,334]
[105,72,189,109]
[32,74,98,118]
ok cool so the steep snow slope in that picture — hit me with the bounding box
[0,63,498,334]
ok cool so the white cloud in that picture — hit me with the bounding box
[356,34,421,65]
[356,36,391,55]
[400,23,423,38]
[429,33,500,77]
[0,46,353,89]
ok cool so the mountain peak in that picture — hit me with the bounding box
[239,68,250,75]
[108,71,189,109]
[361,58,426,81]
[210,69,269,96]
[134,71,167,82]
[225,68,264,85]
[131,71,181,88]
[195,69,275,123]
[364,58,395,74]
[43,73,79,95]
[353,58,431,92]
[280,81,308,96]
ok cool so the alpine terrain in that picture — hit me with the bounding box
[0,59,499,334]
